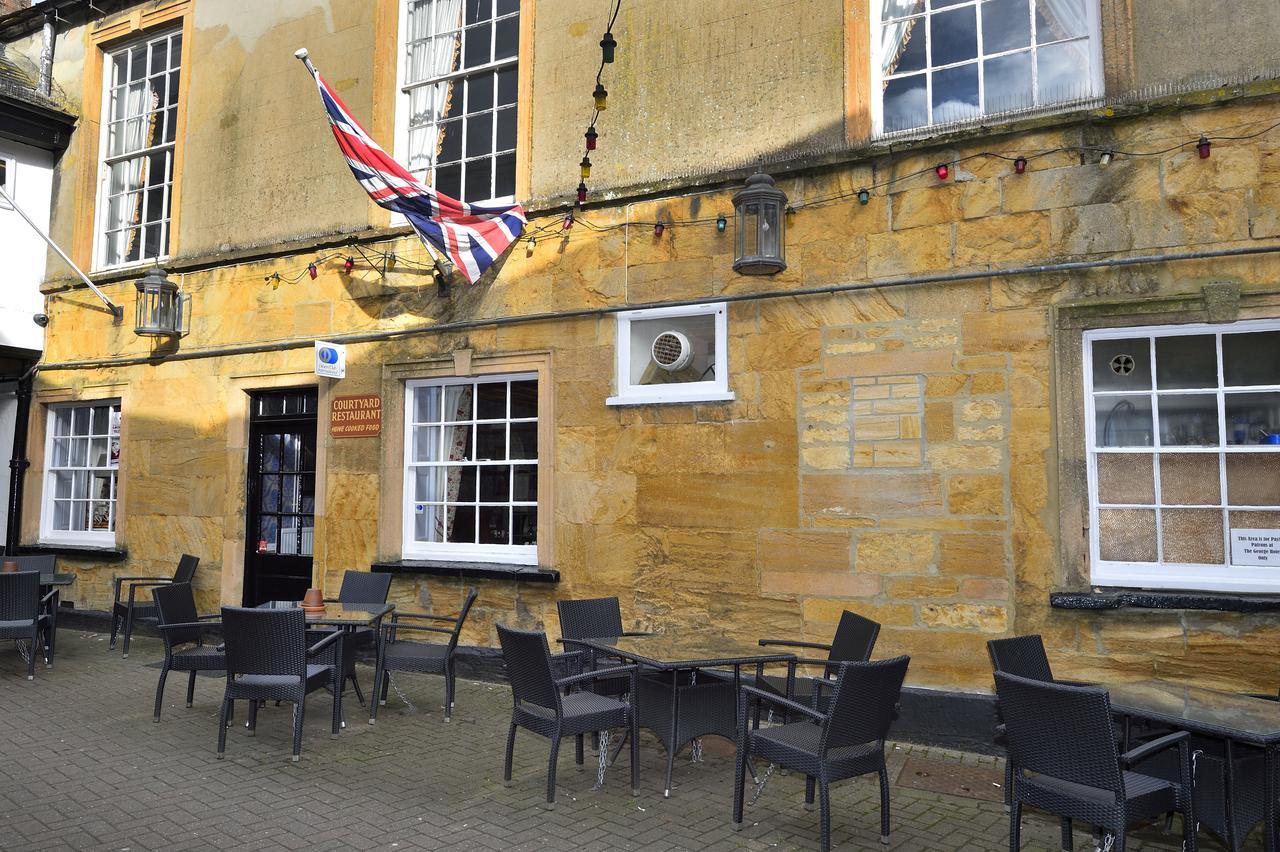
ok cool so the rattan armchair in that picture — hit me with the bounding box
[995,671,1196,852]
[557,596,648,691]
[110,554,199,658]
[497,623,639,808]
[370,587,477,723]
[217,606,341,762]
[321,570,393,704]
[0,571,55,680]
[733,656,910,851]
[152,583,224,721]
[752,609,880,726]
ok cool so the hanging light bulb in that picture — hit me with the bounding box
[716,215,727,233]
[857,188,870,205]
[585,126,598,150]
[577,182,588,203]
[600,31,617,63]
[526,238,536,255]
[1197,135,1211,159]
[593,82,608,110]
[562,212,574,230]
[1014,156,1027,175]
[386,252,396,269]
[343,256,355,273]
[1099,150,1113,166]
[935,163,949,181]
[654,222,665,237]
[580,155,592,179]
[307,263,318,280]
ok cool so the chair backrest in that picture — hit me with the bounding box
[12,554,56,579]
[447,587,479,652]
[337,570,393,604]
[556,596,624,640]
[994,671,1124,798]
[987,635,1054,682]
[821,656,910,752]
[0,571,40,622]
[826,610,881,667]
[496,623,560,712]
[154,582,201,648]
[221,607,304,678]
[172,554,199,585]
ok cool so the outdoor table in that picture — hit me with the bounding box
[1108,679,1280,851]
[257,601,393,735]
[569,632,796,797]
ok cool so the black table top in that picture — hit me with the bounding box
[1108,679,1280,746]
[256,600,393,627]
[41,573,76,587]
[570,633,796,670]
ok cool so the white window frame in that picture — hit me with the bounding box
[92,28,182,272]
[607,302,734,407]
[402,373,538,564]
[1084,319,1280,592]
[40,400,122,547]
[869,0,1104,137]
[393,0,519,208]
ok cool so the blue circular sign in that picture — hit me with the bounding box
[318,346,339,364]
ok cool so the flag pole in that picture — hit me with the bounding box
[294,47,456,294]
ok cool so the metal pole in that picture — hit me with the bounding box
[0,184,122,318]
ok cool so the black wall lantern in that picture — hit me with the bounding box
[732,172,787,275]
[134,266,190,337]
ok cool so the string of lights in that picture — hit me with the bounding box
[570,0,623,224]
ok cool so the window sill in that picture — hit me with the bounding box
[371,559,559,583]
[19,543,128,561]
[1050,590,1280,613]
[606,390,735,407]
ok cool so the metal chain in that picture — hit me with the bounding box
[14,640,30,665]
[1101,833,1115,852]
[749,762,777,806]
[593,729,612,789]
[386,671,417,713]
[691,737,703,762]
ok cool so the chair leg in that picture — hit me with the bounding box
[732,729,749,829]
[1060,817,1073,852]
[380,665,391,705]
[805,775,816,811]
[575,734,584,769]
[153,664,171,722]
[503,721,518,788]
[1112,831,1125,852]
[878,766,891,845]
[186,670,198,708]
[26,625,37,680]
[1004,759,1013,813]
[818,779,832,852]
[444,660,456,721]
[545,734,561,809]
[369,663,384,724]
[217,695,231,758]
[247,699,259,735]
[45,615,56,667]
[122,604,135,658]
[629,705,640,796]
[292,700,305,762]
[1009,801,1022,852]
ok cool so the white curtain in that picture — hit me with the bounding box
[435,384,473,542]
[111,79,159,263]
[406,0,463,170]
[880,0,921,81]
[1036,0,1086,42]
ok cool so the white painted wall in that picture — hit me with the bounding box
[0,138,53,353]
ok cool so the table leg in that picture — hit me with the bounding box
[1265,744,1276,852]
[665,670,680,798]
[330,630,345,737]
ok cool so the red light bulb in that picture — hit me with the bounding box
[1197,135,1211,159]
[577,182,587,203]
[343,256,355,273]
[935,163,949,181]
[1014,156,1027,175]
[307,263,318,280]
[585,126,598,151]
[654,222,665,237]
[562,213,574,230]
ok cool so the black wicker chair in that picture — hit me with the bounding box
[753,609,880,724]
[12,554,56,577]
[217,606,341,762]
[733,656,910,851]
[321,570,393,705]
[557,596,648,693]
[152,583,225,722]
[0,571,55,680]
[110,554,199,658]
[370,587,477,723]
[497,623,639,808]
[995,671,1196,852]
[12,555,60,654]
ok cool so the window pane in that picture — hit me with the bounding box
[446,505,476,542]
[495,153,515,197]
[1095,453,1153,504]
[629,313,718,387]
[932,63,980,124]
[981,0,1031,52]
[444,423,473,461]
[415,504,444,542]
[1035,0,1087,41]
[443,385,473,421]
[476,423,506,460]
[1159,453,1221,506]
[1161,508,1224,564]
[512,505,536,544]
[463,23,491,66]
[465,0,491,24]
[1223,331,1280,387]
[414,386,442,423]
[415,467,447,502]
[509,422,537,459]
[1092,338,1151,391]
[883,0,924,22]
[54,471,73,499]
[1225,392,1280,445]
[444,465,477,502]
[261,434,280,472]
[1094,394,1153,447]
[91,502,112,531]
[476,381,506,419]
[435,163,461,198]
[510,380,537,418]
[512,464,537,501]
[495,16,519,60]
[1035,39,1088,103]
[260,475,279,511]
[479,465,510,501]
[1226,454,1280,506]
[53,500,71,530]
[51,438,69,467]
[90,472,112,501]
[414,426,441,462]
[479,505,510,544]
[70,501,90,531]
[54,408,72,437]
[495,106,516,151]
[467,74,494,114]
[91,406,111,435]
[281,474,300,513]
[497,65,518,105]
[258,516,278,552]
[885,20,927,76]
[983,51,1033,114]
[1155,335,1216,390]
[438,119,463,163]
[1098,507,1157,562]
[70,438,88,467]
[72,406,91,435]
[931,5,978,66]
[1156,394,1218,447]
[496,0,518,15]
[463,159,492,202]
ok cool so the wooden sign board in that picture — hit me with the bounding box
[330,394,382,438]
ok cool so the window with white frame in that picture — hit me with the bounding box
[95,29,182,269]
[607,303,733,406]
[1085,321,1280,592]
[42,401,121,544]
[397,0,519,204]
[874,0,1101,135]
[403,375,537,563]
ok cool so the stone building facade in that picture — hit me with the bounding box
[5,0,1280,692]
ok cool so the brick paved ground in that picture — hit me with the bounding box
[0,632,1246,851]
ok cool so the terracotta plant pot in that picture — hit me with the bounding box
[300,587,325,614]
[1,561,17,573]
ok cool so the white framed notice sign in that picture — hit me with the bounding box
[1231,530,1280,567]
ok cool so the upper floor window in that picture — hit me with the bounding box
[95,29,182,269]
[41,401,121,545]
[1085,321,1280,593]
[874,0,1101,135]
[398,0,519,204]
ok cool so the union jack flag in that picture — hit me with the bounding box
[300,52,526,283]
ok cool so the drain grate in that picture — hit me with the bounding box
[895,756,1004,802]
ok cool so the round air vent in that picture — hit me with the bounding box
[651,330,693,372]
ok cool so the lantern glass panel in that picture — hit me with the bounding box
[759,201,780,261]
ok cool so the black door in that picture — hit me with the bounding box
[243,388,318,607]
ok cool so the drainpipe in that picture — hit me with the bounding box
[4,364,36,555]
[38,9,56,97]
